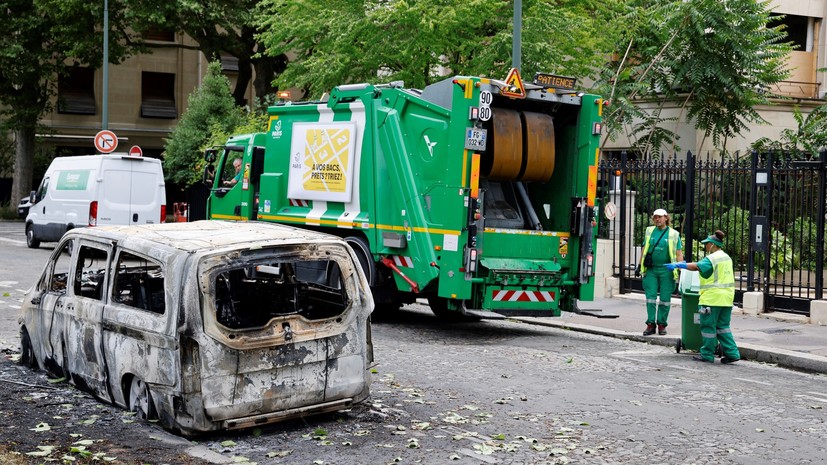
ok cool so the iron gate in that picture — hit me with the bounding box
[598,151,826,315]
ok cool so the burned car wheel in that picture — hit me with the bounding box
[19,328,38,369]
[128,377,156,420]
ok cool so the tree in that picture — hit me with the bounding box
[0,0,143,206]
[597,0,792,155]
[127,0,287,105]
[164,62,244,187]
[256,0,616,99]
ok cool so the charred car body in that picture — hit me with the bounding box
[18,221,374,435]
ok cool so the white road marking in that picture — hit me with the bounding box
[797,394,827,403]
[734,377,773,386]
[0,237,25,246]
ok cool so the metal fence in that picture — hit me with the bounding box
[598,151,826,315]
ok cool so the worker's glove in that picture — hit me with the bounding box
[634,265,641,278]
[664,261,687,271]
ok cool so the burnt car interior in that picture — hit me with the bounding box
[48,240,73,293]
[75,245,109,300]
[112,251,166,314]
[215,259,348,329]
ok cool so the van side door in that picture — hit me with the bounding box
[64,241,113,401]
[105,250,177,408]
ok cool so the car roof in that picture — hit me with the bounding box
[65,221,344,253]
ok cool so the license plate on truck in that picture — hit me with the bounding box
[465,128,488,151]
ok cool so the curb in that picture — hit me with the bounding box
[514,317,827,374]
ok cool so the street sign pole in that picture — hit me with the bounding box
[102,0,109,130]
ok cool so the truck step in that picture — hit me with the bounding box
[575,309,620,319]
[463,309,508,320]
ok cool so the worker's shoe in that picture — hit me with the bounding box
[657,324,667,335]
[643,324,656,336]
[721,357,740,364]
[692,356,713,363]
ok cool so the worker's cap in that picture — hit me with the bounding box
[652,208,668,217]
[701,234,724,247]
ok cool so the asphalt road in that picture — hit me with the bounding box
[2,221,827,464]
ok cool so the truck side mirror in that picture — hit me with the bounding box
[29,190,35,203]
[204,149,217,163]
[203,164,216,187]
[251,146,265,185]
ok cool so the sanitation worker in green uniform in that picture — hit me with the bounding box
[639,208,683,336]
[665,230,741,364]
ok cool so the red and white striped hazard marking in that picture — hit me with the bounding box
[391,256,414,268]
[289,199,310,207]
[492,290,555,302]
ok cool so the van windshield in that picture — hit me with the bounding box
[213,259,348,329]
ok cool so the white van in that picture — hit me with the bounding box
[18,221,374,435]
[25,154,166,248]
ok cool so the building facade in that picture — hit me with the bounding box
[39,32,254,160]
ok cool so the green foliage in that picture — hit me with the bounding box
[0,0,144,127]
[751,106,827,156]
[256,0,617,99]
[597,0,792,152]
[164,62,244,186]
[787,216,819,271]
[767,229,793,278]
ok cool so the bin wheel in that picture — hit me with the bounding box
[675,338,682,353]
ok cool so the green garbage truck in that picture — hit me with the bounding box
[204,70,604,318]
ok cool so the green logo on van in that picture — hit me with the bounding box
[56,170,90,190]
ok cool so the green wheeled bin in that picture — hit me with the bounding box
[676,270,702,353]
[676,290,701,353]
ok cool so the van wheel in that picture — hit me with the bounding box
[19,328,38,369]
[128,376,157,420]
[26,224,40,249]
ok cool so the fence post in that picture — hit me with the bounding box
[618,150,628,292]
[816,151,826,300]
[684,151,695,262]
[747,151,758,292]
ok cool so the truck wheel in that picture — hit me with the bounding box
[26,224,40,249]
[345,236,376,286]
[345,235,401,316]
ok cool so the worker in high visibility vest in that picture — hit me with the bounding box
[666,230,740,364]
[639,208,683,336]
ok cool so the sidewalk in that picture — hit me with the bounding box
[516,293,827,374]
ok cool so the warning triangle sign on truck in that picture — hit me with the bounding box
[501,68,526,99]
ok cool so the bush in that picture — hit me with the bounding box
[787,216,819,271]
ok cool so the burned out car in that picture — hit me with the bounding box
[18,220,374,435]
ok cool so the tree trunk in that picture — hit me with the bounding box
[253,53,287,100]
[11,126,36,208]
